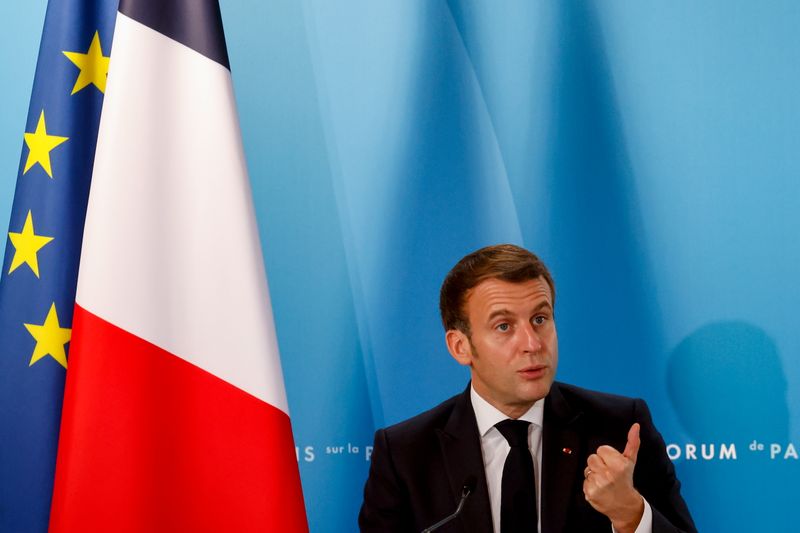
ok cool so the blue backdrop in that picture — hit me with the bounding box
[2,1,798,532]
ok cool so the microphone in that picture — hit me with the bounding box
[421,476,477,533]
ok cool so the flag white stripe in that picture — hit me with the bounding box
[77,13,289,414]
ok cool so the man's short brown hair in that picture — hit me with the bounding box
[439,244,555,333]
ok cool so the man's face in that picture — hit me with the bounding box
[446,276,558,418]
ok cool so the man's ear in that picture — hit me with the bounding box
[445,329,473,367]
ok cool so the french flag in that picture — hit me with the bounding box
[49,0,308,531]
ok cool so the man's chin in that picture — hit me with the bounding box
[518,379,553,403]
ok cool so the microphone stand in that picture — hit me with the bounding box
[421,481,474,533]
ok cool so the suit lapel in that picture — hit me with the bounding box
[438,386,493,533]
[540,383,583,533]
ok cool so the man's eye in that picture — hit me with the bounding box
[533,316,547,326]
[496,323,510,332]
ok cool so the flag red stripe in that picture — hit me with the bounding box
[50,304,308,532]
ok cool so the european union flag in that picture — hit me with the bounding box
[0,1,117,530]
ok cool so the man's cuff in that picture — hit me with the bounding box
[611,498,653,533]
[632,498,653,533]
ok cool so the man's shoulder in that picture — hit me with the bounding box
[551,381,645,420]
[382,390,463,435]
[377,388,471,453]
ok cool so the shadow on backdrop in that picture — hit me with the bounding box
[668,321,793,532]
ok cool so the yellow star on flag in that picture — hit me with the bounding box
[63,31,110,94]
[24,303,71,368]
[7,210,54,278]
[23,110,69,178]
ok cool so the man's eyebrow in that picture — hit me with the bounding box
[487,309,513,321]
[486,301,553,321]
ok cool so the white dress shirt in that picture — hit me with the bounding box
[470,386,653,533]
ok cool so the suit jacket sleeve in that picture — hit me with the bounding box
[633,399,697,533]
[359,428,413,532]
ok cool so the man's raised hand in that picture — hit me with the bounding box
[583,423,645,533]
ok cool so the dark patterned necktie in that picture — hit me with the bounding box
[495,419,537,533]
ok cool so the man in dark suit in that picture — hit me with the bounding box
[359,245,696,533]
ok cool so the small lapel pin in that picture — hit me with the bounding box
[561,447,573,455]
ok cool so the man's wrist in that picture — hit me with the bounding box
[609,492,645,533]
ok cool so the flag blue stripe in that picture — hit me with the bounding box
[119,0,230,70]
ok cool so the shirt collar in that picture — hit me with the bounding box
[470,384,544,438]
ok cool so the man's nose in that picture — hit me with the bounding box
[520,322,543,352]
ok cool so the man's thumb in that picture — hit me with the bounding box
[623,423,641,462]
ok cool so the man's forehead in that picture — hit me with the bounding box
[466,276,553,310]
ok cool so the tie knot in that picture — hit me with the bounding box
[495,419,530,448]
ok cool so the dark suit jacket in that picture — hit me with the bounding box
[359,382,696,533]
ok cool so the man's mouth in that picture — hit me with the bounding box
[518,365,547,379]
